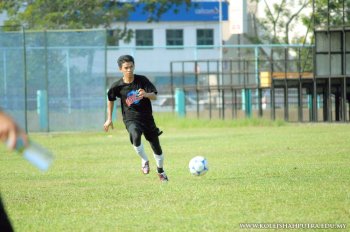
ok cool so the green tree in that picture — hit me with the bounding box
[0,0,191,41]
[247,0,311,73]
[250,0,310,45]
[298,0,350,72]
[301,0,350,31]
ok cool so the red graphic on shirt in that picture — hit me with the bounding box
[126,90,143,106]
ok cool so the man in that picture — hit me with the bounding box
[0,111,28,231]
[103,55,168,182]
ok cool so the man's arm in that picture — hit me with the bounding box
[103,101,114,132]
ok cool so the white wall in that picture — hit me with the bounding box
[107,21,222,76]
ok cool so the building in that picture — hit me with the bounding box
[106,0,231,91]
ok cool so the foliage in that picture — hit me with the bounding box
[247,0,312,73]
[250,0,310,45]
[301,0,350,30]
[0,0,191,41]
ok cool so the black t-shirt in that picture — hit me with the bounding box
[107,74,157,122]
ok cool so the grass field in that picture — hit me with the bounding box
[0,115,349,231]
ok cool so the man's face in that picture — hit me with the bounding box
[119,61,134,78]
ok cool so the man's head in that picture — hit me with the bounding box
[118,55,135,79]
[117,55,134,68]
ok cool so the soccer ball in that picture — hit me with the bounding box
[189,156,208,176]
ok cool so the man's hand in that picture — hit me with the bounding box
[137,89,146,98]
[138,89,156,100]
[103,119,114,132]
[0,112,28,150]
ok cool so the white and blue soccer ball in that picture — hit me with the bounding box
[189,156,208,176]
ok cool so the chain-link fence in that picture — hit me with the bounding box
[1,27,322,128]
[0,27,106,132]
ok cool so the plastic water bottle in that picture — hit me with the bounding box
[9,137,54,171]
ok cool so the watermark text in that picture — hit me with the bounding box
[239,223,347,230]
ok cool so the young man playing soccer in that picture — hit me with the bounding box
[103,55,168,182]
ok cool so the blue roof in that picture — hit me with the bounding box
[129,2,228,22]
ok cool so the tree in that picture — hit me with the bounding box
[249,0,310,44]
[247,0,311,72]
[301,0,350,31]
[0,0,191,41]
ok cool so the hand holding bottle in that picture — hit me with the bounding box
[0,112,28,149]
[1,111,53,171]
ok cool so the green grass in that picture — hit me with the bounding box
[0,116,349,231]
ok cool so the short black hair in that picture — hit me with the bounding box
[117,55,134,68]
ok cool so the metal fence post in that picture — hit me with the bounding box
[37,90,48,131]
[175,88,186,117]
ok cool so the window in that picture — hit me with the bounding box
[107,29,119,46]
[166,29,183,46]
[135,29,153,46]
[197,29,214,46]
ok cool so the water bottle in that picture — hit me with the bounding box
[9,137,54,171]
